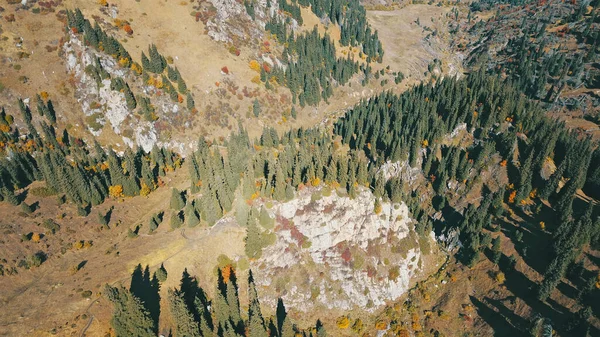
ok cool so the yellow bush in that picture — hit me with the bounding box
[249,60,261,72]
[109,185,124,198]
[73,241,84,250]
[375,319,387,330]
[140,182,151,197]
[374,199,382,214]
[311,177,321,187]
[131,62,143,75]
[118,57,131,68]
[495,271,506,284]
[336,316,350,329]
[32,233,41,242]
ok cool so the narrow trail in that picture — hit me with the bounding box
[78,297,99,337]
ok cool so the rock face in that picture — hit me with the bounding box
[200,0,297,45]
[63,34,182,153]
[252,186,438,312]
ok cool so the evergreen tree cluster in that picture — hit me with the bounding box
[68,9,191,107]
[107,264,326,337]
[0,100,181,211]
[263,25,360,106]
[277,0,303,25]
[468,1,600,104]
[297,0,383,61]
[66,9,132,65]
[187,128,251,225]
[141,44,167,74]
[334,70,599,287]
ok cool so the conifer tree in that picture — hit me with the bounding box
[104,285,156,337]
[248,270,267,337]
[245,217,263,259]
[170,188,186,210]
[167,289,201,337]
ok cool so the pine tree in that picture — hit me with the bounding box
[170,188,186,210]
[245,217,263,259]
[170,211,183,229]
[185,202,200,227]
[177,76,187,94]
[253,99,261,117]
[491,236,501,264]
[248,270,267,337]
[155,263,168,282]
[167,289,201,337]
[104,285,156,337]
[187,93,195,110]
[124,83,137,110]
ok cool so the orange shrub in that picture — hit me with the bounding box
[123,24,133,35]
[508,190,517,204]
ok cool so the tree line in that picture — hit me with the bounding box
[0,98,181,213]
[106,264,327,337]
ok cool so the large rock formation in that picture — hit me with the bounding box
[252,186,440,312]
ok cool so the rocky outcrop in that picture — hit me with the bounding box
[63,34,182,153]
[252,186,439,312]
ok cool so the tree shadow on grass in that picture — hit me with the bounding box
[585,252,600,268]
[485,296,530,331]
[470,296,522,336]
[497,254,572,336]
[556,281,579,302]
[497,216,553,275]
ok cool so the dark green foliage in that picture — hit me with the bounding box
[185,202,200,227]
[42,219,61,234]
[105,284,156,337]
[21,202,35,214]
[107,265,324,337]
[148,212,163,233]
[247,270,267,337]
[298,0,383,60]
[253,99,261,117]
[245,216,263,259]
[263,25,360,106]
[144,44,167,74]
[124,83,137,110]
[66,9,132,65]
[290,106,297,119]
[491,236,501,264]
